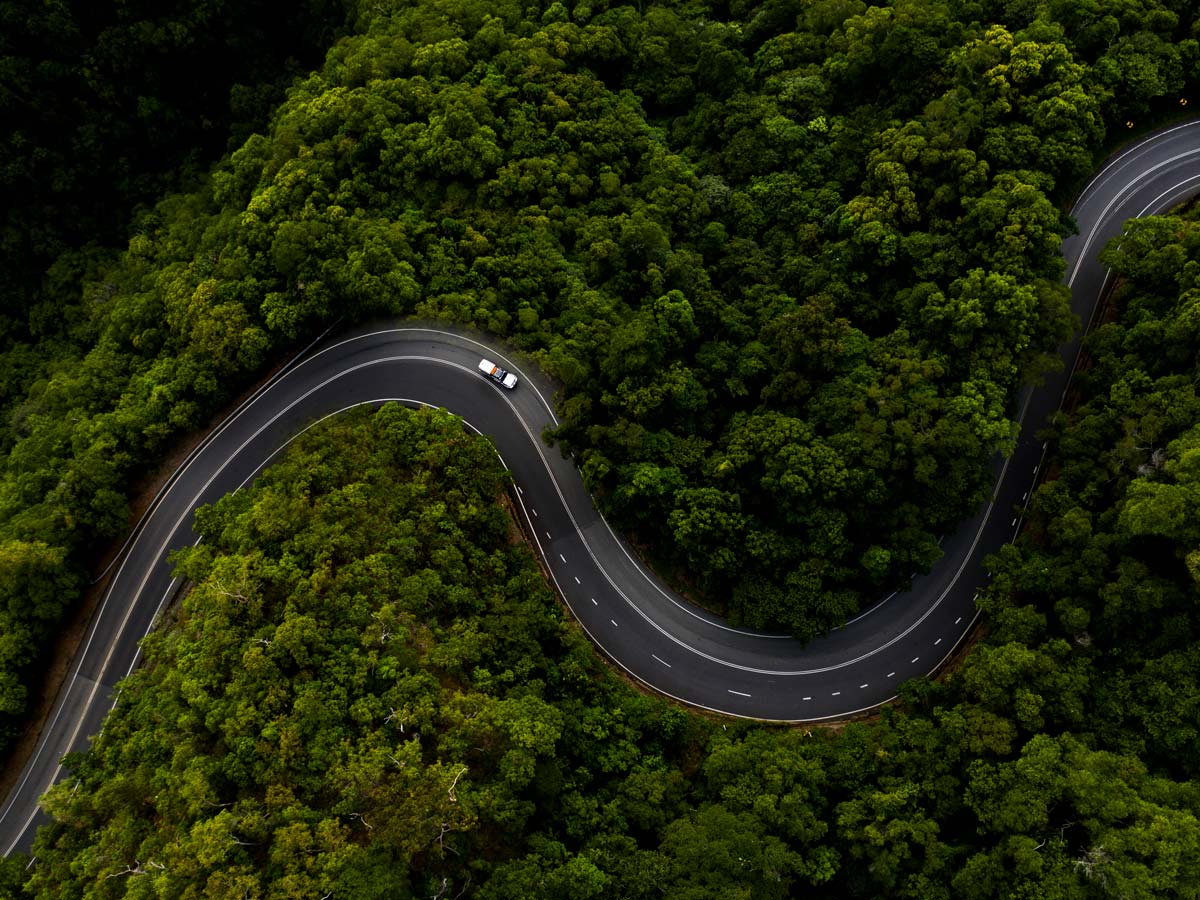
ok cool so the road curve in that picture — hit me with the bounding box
[3,120,1200,855]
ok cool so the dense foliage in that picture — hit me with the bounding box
[17,365,1200,898]
[23,404,711,898]
[0,0,1198,747]
[0,0,353,751]
[0,0,349,354]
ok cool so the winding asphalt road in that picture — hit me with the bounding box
[2,120,1200,856]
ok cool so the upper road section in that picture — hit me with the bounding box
[4,120,1200,856]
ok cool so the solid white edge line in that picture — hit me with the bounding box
[10,129,1200,848]
[87,318,344,587]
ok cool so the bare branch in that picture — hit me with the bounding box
[213,582,249,603]
[105,861,147,878]
[448,766,468,803]
[1075,844,1111,887]
[434,822,459,855]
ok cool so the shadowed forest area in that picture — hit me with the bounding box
[1,0,1200,895]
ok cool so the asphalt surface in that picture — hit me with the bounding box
[3,120,1200,856]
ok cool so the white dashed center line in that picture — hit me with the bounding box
[859,683,869,689]
[955,616,962,625]
[831,691,841,696]
[532,508,538,517]
[558,553,566,563]
[934,638,943,645]
[574,576,581,585]
[652,654,671,668]
[802,696,812,701]
[590,597,597,605]
[610,619,618,627]
[727,689,752,698]
[887,672,895,678]
[911,657,920,664]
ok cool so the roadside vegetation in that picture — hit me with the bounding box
[0,0,354,750]
[9,382,1200,899]
[3,0,1198,753]
[1,1,1200,893]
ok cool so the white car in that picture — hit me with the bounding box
[477,358,518,389]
